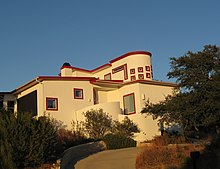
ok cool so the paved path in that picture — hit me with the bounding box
[75,147,144,169]
[60,142,105,169]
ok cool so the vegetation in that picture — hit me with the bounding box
[113,116,140,137]
[0,110,59,169]
[103,133,136,150]
[81,109,140,149]
[142,45,220,136]
[83,109,112,139]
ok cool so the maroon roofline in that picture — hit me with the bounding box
[60,51,151,73]
[110,51,152,63]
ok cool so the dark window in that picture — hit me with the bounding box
[123,93,136,115]
[17,90,37,116]
[7,101,14,112]
[74,88,83,99]
[46,98,58,111]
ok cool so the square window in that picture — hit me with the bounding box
[138,67,143,72]
[146,73,151,78]
[146,66,151,71]
[131,75,136,81]
[130,68,135,74]
[74,88,83,99]
[138,74,144,79]
[46,98,58,111]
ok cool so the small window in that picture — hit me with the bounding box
[146,66,151,71]
[104,73,111,80]
[138,67,143,72]
[146,73,151,78]
[130,68,135,74]
[131,75,136,81]
[123,93,136,115]
[74,88,83,99]
[138,74,144,79]
[46,98,58,111]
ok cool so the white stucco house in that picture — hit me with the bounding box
[0,51,177,141]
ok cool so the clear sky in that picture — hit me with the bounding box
[0,0,219,91]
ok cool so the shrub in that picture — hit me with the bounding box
[103,133,136,150]
[0,111,59,169]
[136,145,204,169]
[151,132,187,146]
[83,109,113,139]
[113,116,140,137]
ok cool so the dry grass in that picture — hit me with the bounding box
[136,144,204,169]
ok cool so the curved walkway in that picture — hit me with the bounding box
[60,142,105,169]
[61,142,144,169]
[75,147,144,169]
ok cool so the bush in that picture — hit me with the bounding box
[113,116,140,137]
[0,111,59,169]
[151,132,188,146]
[83,109,113,139]
[136,145,204,169]
[103,133,136,150]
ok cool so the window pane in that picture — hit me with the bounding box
[124,93,135,114]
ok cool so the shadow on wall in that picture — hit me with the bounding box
[60,141,106,169]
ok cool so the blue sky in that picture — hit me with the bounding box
[0,0,219,91]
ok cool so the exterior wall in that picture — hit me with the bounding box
[111,54,152,81]
[42,80,94,128]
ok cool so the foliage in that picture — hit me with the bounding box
[0,110,59,169]
[112,116,140,137]
[142,45,220,134]
[83,109,113,139]
[151,132,188,146]
[103,133,136,150]
[82,109,140,140]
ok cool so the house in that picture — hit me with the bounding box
[1,51,177,141]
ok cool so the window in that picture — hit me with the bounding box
[138,67,143,72]
[138,74,144,79]
[123,93,136,115]
[146,73,151,78]
[7,101,14,112]
[131,75,136,81]
[46,97,58,111]
[130,68,135,74]
[104,73,111,80]
[74,88,83,99]
[146,66,151,71]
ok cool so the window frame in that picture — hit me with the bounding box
[123,93,136,115]
[104,73,111,80]
[46,97,58,111]
[74,88,84,99]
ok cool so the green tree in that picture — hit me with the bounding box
[113,116,140,137]
[83,109,112,139]
[142,45,220,133]
[0,110,59,169]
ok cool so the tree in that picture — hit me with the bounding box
[113,116,140,137]
[83,109,112,139]
[142,45,220,133]
[0,110,59,169]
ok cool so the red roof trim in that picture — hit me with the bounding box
[124,79,177,87]
[60,51,151,73]
[91,63,112,72]
[38,76,97,81]
[110,51,152,63]
[60,63,112,73]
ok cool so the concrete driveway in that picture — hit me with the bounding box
[75,147,144,169]
[61,142,144,169]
